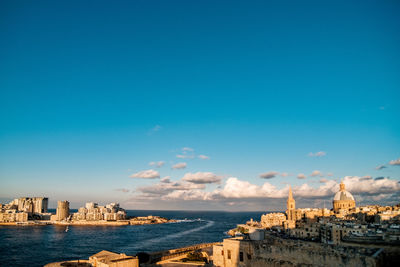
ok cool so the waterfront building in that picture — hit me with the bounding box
[5,197,49,215]
[72,202,126,221]
[85,202,98,210]
[50,200,70,221]
[0,197,49,222]
[0,210,28,223]
[260,213,286,229]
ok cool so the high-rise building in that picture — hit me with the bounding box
[32,197,48,213]
[16,197,48,214]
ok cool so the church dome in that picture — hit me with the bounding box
[332,181,356,212]
[333,190,354,201]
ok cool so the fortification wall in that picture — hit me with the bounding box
[215,235,383,267]
[252,237,379,267]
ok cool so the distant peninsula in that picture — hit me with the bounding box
[0,197,176,226]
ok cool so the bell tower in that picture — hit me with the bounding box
[286,186,296,221]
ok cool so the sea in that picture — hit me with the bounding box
[0,210,266,267]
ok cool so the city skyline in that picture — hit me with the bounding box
[1,0,399,210]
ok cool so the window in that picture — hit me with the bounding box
[239,252,243,262]
[247,253,252,260]
[221,250,224,256]
[227,250,231,260]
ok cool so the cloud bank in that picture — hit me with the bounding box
[130,176,400,209]
[181,172,221,184]
[389,158,400,165]
[130,169,160,179]
[172,162,187,169]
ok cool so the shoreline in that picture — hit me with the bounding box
[0,219,176,226]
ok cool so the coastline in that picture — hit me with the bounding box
[0,219,176,226]
[0,221,128,226]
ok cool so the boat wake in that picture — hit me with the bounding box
[172,218,203,223]
[133,220,215,250]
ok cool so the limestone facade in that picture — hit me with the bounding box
[286,186,296,221]
[72,202,126,221]
[88,250,138,267]
[0,210,28,222]
[0,196,48,222]
[333,181,356,213]
[4,197,48,214]
[50,200,70,221]
[212,234,382,267]
[260,213,286,228]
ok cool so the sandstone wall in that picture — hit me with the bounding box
[214,235,382,267]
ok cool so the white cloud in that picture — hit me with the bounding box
[130,169,160,179]
[389,158,400,165]
[339,176,400,196]
[130,175,400,208]
[280,172,289,177]
[217,177,287,199]
[176,147,196,158]
[160,176,171,183]
[297,173,306,179]
[149,161,165,168]
[176,154,195,159]
[136,180,205,197]
[327,172,333,177]
[172,162,187,169]
[310,170,322,177]
[181,172,221,184]
[259,171,279,179]
[217,176,400,200]
[198,155,210,160]
[163,190,211,201]
[308,151,326,157]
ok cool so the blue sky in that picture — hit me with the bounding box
[1,0,399,210]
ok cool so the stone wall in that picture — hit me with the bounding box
[143,242,220,264]
[214,235,383,267]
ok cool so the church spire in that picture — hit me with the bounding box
[287,185,295,210]
[286,185,296,221]
[288,185,293,200]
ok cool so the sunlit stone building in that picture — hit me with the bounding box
[50,200,70,221]
[72,202,126,221]
[333,181,356,213]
